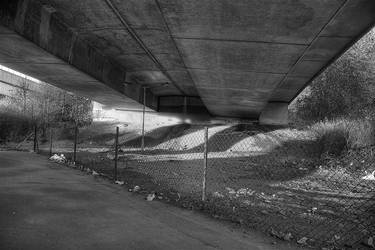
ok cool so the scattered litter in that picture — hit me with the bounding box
[133,185,140,192]
[335,235,341,240]
[261,210,269,215]
[213,192,224,198]
[146,193,155,201]
[270,228,292,241]
[283,232,293,241]
[363,236,374,248]
[226,187,236,194]
[237,188,247,195]
[362,171,375,181]
[115,180,124,185]
[49,154,66,163]
[270,228,279,238]
[242,200,251,206]
[230,188,255,196]
[92,171,99,176]
[278,210,287,216]
[297,237,308,244]
[106,153,115,160]
[308,207,318,214]
[270,228,284,240]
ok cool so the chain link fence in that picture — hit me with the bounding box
[37,122,375,249]
[204,128,375,248]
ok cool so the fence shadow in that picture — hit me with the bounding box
[122,124,193,148]
[188,123,284,153]
[122,123,286,155]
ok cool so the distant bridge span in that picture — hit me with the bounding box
[0,0,374,124]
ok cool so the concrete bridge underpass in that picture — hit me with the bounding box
[0,0,374,124]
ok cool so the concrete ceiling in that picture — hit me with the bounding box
[0,0,374,118]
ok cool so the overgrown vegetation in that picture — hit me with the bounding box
[291,28,375,123]
[291,28,375,155]
[0,69,93,143]
[310,119,375,156]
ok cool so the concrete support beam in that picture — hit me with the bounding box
[1,0,374,120]
[259,102,288,126]
[0,0,157,110]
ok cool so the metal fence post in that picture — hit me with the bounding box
[49,127,53,157]
[114,126,119,181]
[33,124,38,153]
[202,126,208,201]
[73,125,78,163]
[141,87,146,152]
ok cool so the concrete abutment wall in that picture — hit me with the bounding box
[259,102,289,126]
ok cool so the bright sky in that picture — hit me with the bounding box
[0,64,111,117]
[0,64,41,84]
[0,64,78,97]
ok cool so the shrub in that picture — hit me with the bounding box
[311,119,375,156]
[290,28,375,124]
[0,113,32,142]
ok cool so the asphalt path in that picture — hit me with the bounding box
[0,151,300,250]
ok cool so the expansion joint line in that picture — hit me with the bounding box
[103,0,186,95]
[154,0,199,96]
[273,0,350,103]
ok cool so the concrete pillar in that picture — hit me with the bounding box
[259,102,288,126]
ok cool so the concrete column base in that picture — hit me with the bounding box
[259,102,288,126]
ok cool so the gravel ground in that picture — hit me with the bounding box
[61,146,375,249]
[10,124,375,249]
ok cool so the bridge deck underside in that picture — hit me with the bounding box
[0,0,374,118]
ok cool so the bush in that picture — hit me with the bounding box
[0,113,32,143]
[311,119,375,156]
[290,28,375,124]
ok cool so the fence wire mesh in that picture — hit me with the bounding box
[44,123,374,249]
[205,129,375,248]
[120,127,205,201]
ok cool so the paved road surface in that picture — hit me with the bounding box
[0,151,300,250]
